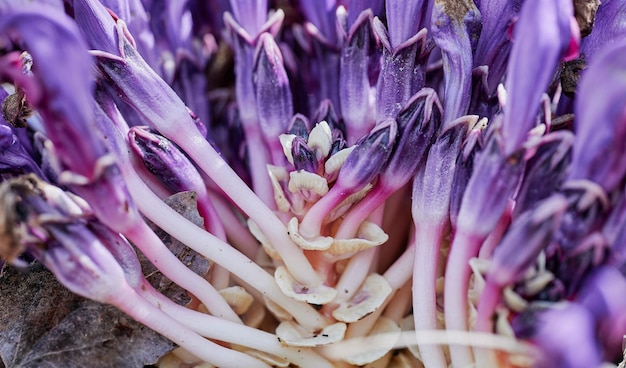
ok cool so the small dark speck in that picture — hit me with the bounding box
[344,289,349,293]
[322,334,329,337]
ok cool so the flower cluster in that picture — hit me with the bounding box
[0,0,625,367]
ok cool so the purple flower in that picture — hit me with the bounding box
[512,303,602,368]
[338,9,376,144]
[0,118,47,180]
[501,0,579,155]
[578,265,626,359]
[373,16,429,121]
[254,33,294,165]
[0,7,100,178]
[580,0,626,64]
[385,0,432,47]
[381,88,442,189]
[230,0,268,37]
[0,174,127,302]
[473,0,523,95]
[2,1,626,367]
[569,39,626,193]
[431,0,481,124]
[477,195,568,332]
[514,130,574,217]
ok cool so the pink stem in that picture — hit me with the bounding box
[335,184,390,239]
[110,284,268,368]
[124,220,241,323]
[242,124,276,209]
[196,192,230,289]
[138,280,334,368]
[474,281,502,367]
[413,223,446,368]
[124,170,327,330]
[298,187,347,238]
[208,190,260,259]
[444,230,484,368]
[478,200,513,259]
[170,128,321,286]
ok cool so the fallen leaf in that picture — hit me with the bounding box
[0,263,175,368]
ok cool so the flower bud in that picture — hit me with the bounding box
[128,126,202,194]
[339,9,375,144]
[336,119,396,192]
[569,39,626,193]
[254,33,294,163]
[514,130,574,217]
[501,0,580,155]
[0,175,127,303]
[431,0,481,124]
[381,88,442,190]
[512,303,602,368]
[291,136,318,173]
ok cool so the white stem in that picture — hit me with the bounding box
[124,221,241,323]
[413,224,447,368]
[111,284,269,368]
[138,280,334,368]
[172,129,321,286]
[124,168,327,331]
[208,189,260,259]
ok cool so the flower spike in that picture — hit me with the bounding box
[431,0,481,125]
[569,39,626,193]
[254,33,294,165]
[501,0,580,155]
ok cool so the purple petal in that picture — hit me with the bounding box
[299,0,338,46]
[580,0,626,64]
[229,0,268,38]
[253,33,294,163]
[412,117,467,222]
[431,0,481,124]
[374,18,428,121]
[0,175,127,303]
[0,122,46,180]
[501,0,579,155]
[514,130,574,217]
[513,303,602,368]
[569,39,626,193]
[339,9,376,144]
[381,88,442,190]
[456,136,524,237]
[128,126,203,194]
[449,126,483,229]
[291,136,319,173]
[488,195,568,288]
[0,8,103,178]
[578,266,626,358]
[385,0,431,47]
[288,113,311,139]
[312,99,343,133]
[347,0,383,27]
[473,0,523,94]
[337,118,396,192]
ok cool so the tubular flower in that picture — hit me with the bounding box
[0,1,625,368]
